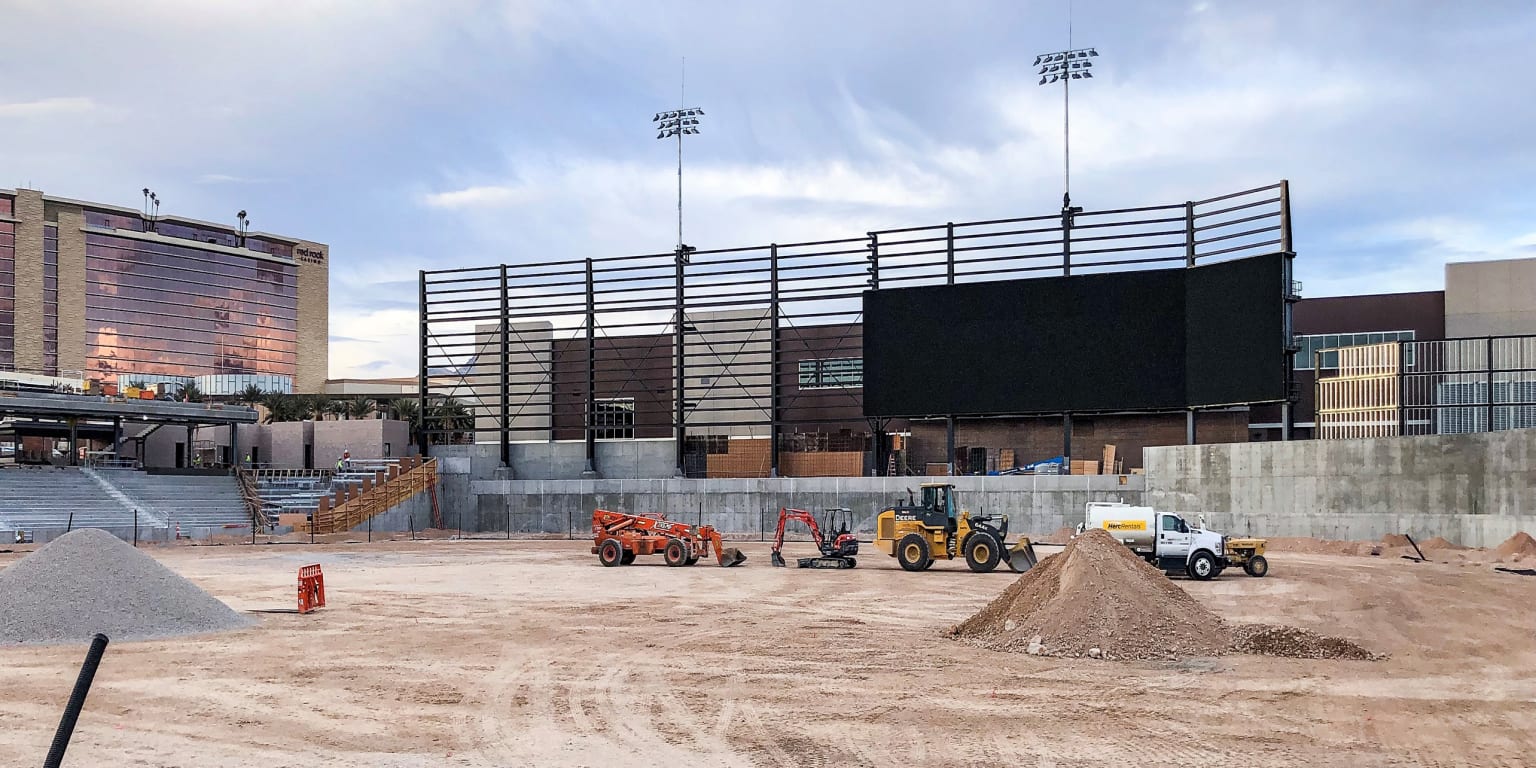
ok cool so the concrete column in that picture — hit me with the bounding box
[1186,410,1197,445]
[12,190,45,372]
[68,417,78,466]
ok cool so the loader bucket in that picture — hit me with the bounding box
[1005,538,1038,574]
[719,548,747,567]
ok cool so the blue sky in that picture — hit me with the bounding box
[3,0,1534,378]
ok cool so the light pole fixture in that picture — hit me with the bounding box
[653,106,703,255]
[1035,46,1098,210]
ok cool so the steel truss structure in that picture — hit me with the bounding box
[419,182,1296,475]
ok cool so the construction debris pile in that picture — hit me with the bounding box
[0,529,251,645]
[1231,624,1378,660]
[949,528,1380,661]
[948,528,1230,660]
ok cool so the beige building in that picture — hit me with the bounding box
[0,187,328,393]
[1446,256,1536,337]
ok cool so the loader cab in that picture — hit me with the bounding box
[919,482,958,532]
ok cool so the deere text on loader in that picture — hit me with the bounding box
[873,483,1037,573]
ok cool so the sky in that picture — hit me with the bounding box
[2,0,1534,379]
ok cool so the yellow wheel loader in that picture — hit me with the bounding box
[873,483,1038,573]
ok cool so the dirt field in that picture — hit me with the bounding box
[2,540,1534,767]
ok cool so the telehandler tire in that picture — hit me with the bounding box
[964,533,1003,573]
[1243,554,1269,577]
[598,539,625,567]
[620,551,636,565]
[896,533,932,572]
[663,538,690,567]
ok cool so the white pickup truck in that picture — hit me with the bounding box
[1084,502,1268,580]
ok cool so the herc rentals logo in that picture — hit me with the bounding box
[1104,520,1147,532]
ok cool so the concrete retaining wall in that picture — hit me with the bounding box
[1144,427,1536,547]
[436,469,1143,539]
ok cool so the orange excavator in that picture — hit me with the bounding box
[591,508,747,568]
[770,507,860,569]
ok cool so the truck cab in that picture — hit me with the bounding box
[1085,502,1229,580]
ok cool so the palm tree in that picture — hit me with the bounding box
[344,397,376,420]
[305,395,335,421]
[260,393,301,424]
[179,381,204,403]
[430,396,475,445]
[388,398,419,424]
[238,384,265,405]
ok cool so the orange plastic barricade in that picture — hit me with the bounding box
[297,564,326,614]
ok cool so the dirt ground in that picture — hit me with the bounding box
[2,539,1535,767]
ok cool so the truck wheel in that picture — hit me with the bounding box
[1187,551,1217,581]
[598,539,625,567]
[664,538,689,567]
[896,533,931,572]
[965,533,1003,573]
[1243,554,1269,577]
[620,551,636,565]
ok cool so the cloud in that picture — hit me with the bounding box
[0,97,98,118]
[195,174,269,185]
[421,184,538,209]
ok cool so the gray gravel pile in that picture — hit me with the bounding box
[0,528,251,645]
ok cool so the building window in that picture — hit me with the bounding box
[1295,331,1416,371]
[797,357,863,389]
[593,397,635,439]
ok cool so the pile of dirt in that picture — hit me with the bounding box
[1231,624,1383,661]
[1418,536,1467,551]
[1495,532,1536,561]
[947,528,1231,660]
[1265,537,1376,556]
[1381,533,1414,548]
[0,529,251,645]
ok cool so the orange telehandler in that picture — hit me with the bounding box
[591,508,747,568]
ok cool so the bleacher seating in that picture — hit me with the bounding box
[248,459,405,528]
[0,467,136,531]
[93,470,250,530]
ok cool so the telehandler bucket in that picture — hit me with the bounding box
[1004,537,1038,573]
[719,547,748,567]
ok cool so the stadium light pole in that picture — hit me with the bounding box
[653,105,704,252]
[1035,46,1098,211]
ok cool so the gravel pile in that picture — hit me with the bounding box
[947,528,1231,660]
[1231,624,1382,660]
[0,529,251,645]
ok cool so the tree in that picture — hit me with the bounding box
[430,396,475,445]
[388,398,419,424]
[238,384,265,405]
[305,396,335,421]
[179,381,204,403]
[344,397,376,420]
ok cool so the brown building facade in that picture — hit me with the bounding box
[0,187,328,394]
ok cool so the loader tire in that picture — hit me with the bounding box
[685,552,700,566]
[620,551,636,565]
[664,538,690,567]
[598,539,625,567]
[1243,554,1269,578]
[896,534,932,572]
[1187,551,1218,581]
[965,533,1003,573]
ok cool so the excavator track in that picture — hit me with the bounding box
[797,556,856,569]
